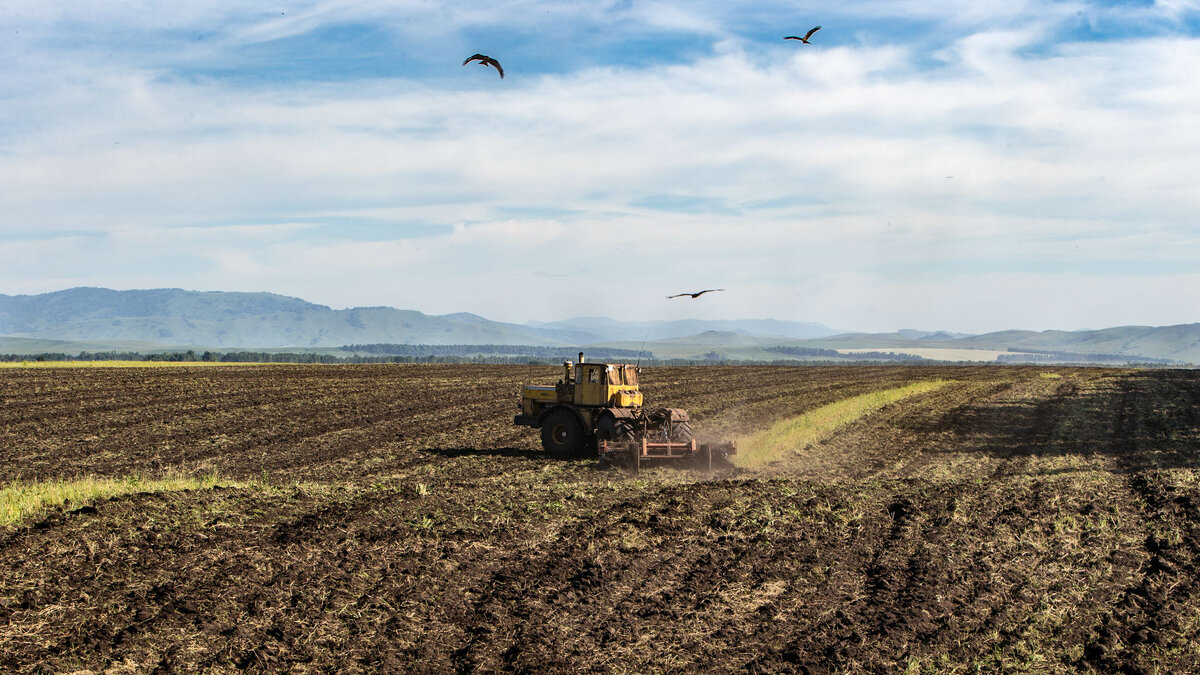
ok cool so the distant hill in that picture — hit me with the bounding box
[796,325,1200,364]
[526,316,840,342]
[0,335,172,356]
[654,330,769,347]
[896,329,976,340]
[0,288,564,348]
[0,288,844,350]
[952,324,1200,363]
[587,325,1200,364]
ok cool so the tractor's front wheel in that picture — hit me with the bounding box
[541,410,588,458]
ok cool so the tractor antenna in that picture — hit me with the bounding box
[635,332,650,368]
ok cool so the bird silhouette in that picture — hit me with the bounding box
[784,26,822,43]
[667,289,725,299]
[463,53,504,78]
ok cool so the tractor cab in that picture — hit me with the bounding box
[570,360,642,408]
[517,352,643,420]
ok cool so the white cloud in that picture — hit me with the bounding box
[2,3,1200,331]
[1156,0,1200,19]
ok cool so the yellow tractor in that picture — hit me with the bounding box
[514,352,734,471]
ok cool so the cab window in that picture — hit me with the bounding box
[605,368,622,386]
[624,365,638,386]
[587,367,600,383]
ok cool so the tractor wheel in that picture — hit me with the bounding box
[670,421,694,443]
[598,417,635,443]
[541,410,587,458]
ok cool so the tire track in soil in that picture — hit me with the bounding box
[764,481,991,671]
[446,475,1009,673]
[1080,371,1200,673]
[449,479,826,672]
[749,474,1147,673]
[0,483,524,673]
[0,487,316,671]
[730,370,1149,671]
[449,484,701,672]
[1082,472,1200,674]
[983,377,1084,479]
[178,486,461,673]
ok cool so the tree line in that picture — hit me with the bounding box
[764,345,928,362]
[339,344,650,359]
[0,348,641,365]
[998,349,1173,364]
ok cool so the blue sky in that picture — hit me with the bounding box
[2,0,1199,333]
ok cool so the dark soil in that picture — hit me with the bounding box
[3,365,1200,672]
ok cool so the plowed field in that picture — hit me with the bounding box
[3,365,1200,672]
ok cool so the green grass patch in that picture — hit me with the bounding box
[0,472,242,527]
[1040,372,1063,379]
[735,380,953,468]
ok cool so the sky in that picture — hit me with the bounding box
[2,0,1199,334]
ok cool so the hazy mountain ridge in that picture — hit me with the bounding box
[591,326,1200,364]
[526,316,840,341]
[797,325,1200,363]
[0,288,843,349]
[1,288,1197,363]
[950,324,1200,362]
[0,288,561,348]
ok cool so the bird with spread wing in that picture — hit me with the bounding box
[784,26,822,43]
[463,53,504,78]
[667,289,725,299]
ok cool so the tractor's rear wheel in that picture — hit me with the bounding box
[598,416,635,443]
[541,410,587,458]
[670,421,694,443]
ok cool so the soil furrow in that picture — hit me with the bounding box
[3,365,1199,672]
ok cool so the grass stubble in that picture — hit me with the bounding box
[0,472,239,528]
[734,379,953,468]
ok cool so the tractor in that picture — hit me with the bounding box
[513,352,735,471]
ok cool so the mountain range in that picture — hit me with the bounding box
[0,288,837,349]
[1,287,1197,363]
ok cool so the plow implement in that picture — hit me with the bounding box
[599,437,736,473]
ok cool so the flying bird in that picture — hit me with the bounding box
[463,53,504,78]
[667,289,725,299]
[784,26,822,43]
